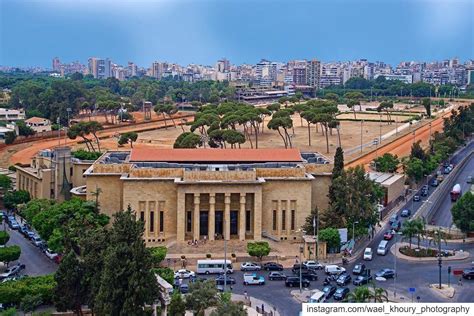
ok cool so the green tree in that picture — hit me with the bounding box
[186,280,218,316]
[410,140,427,161]
[20,294,43,315]
[168,292,186,316]
[369,283,389,303]
[3,190,30,210]
[118,131,138,148]
[0,245,21,266]
[404,157,425,183]
[16,120,35,136]
[373,153,399,172]
[0,174,12,190]
[267,113,293,148]
[324,93,339,102]
[150,246,167,267]
[345,286,370,302]
[0,231,10,245]
[54,251,87,315]
[95,207,159,316]
[451,192,474,233]
[422,98,431,117]
[332,147,344,180]
[174,132,202,148]
[318,228,341,252]
[246,241,271,261]
[211,296,247,316]
[401,219,419,248]
[4,131,16,144]
[301,208,319,235]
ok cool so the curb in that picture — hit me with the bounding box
[390,242,471,262]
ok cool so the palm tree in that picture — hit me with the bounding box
[345,286,370,302]
[428,228,448,251]
[401,219,418,248]
[369,282,389,302]
[413,218,426,249]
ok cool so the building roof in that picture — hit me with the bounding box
[129,148,303,163]
[25,117,49,124]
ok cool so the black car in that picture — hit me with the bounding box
[333,287,350,301]
[421,189,428,197]
[462,268,474,280]
[19,225,32,237]
[375,269,395,279]
[352,263,366,275]
[353,275,373,286]
[291,264,309,274]
[322,285,337,299]
[300,270,318,281]
[401,209,411,217]
[179,284,189,294]
[263,262,283,271]
[431,179,439,187]
[285,276,310,288]
[268,271,287,280]
[413,195,420,202]
[336,273,351,286]
[215,275,236,285]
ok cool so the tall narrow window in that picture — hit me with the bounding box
[149,211,154,232]
[291,210,295,230]
[160,211,164,232]
[245,210,251,231]
[281,210,286,230]
[140,211,145,223]
[272,210,277,230]
[187,211,192,232]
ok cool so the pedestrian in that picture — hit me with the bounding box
[244,291,248,300]
[262,304,265,313]
[458,278,463,286]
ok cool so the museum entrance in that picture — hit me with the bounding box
[215,211,223,237]
[199,211,208,237]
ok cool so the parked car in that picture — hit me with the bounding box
[30,235,43,247]
[353,274,373,286]
[401,209,411,217]
[467,176,473,184]
[174,269,195,279]
[363,248,373,261]
[383,230,394,240]
[303,260,324,270]
[263,262,283,271]
[462,268,474,280]
[389,214,399,224]
[431,179,439,187]
[421,189,428,197]
[325,265,346,275]
[352,263,366,275]
[1,274,28,284]
[26,231,35,239]
[336,274,352,286]
[413,195,421,202]
[375,268,396,279]
[322,285,337,299]
[300,270,319,281]
[292,264,309,273]
[268,271,287,281]
[285,276,309,288]
[240,262,261,271]
[243,273,265,285]
[333,287,350,301]
[44,249,58,260]
[215,275,236,285]
[391,220,401,231]
[8,220,20,230]
[19,225,32,237]
[0,263,25,280]
[179,284,189,294]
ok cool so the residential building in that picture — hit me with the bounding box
[293,66,307,85]
[152,62,168,80]
[88,57,111,79]
[52,57,61,72]
[0,108,26,122]
[25,117,52,133]
[374,74,413,84]
[78,148,332,245]
[306,59,321,89]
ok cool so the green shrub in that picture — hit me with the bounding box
[0,275,56,306]
[152,267,174,285]
[150,246,167,267]
[72,149,102,161]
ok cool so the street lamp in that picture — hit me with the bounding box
[299,245,304,293]
[352,221,359,244]
[393,231,402,297]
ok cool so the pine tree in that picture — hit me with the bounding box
[95,206,159,315]
[302,207,319,235]
[324,147,346,228]
[53,251,87,315]
[332,147,344,180]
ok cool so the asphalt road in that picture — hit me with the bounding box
[1,224,57,277]
[431,151,474,227]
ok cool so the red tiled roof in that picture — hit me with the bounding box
[129,148,302,163]
[25,117,49,124]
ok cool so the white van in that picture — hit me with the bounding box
[363,247,373,260]
[377,240,389,255]
[308,289,326,303]
[325,265,346,275]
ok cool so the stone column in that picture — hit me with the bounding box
[209,193,216,241]
[176,190,185,242]
[193,193,200,241]
[286,200,292,236]
[276,200,282,238]
[224,193,231,240]
[253,189,262,241]
[239,193,246,241]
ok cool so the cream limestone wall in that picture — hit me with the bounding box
[310,174,331,211]
[86,175,123,218]
[71,162,92,187]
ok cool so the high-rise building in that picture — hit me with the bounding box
[216,58,230,73]
[293,66,307,85]
[52,57,61,72]
[128,62,138,77]
[88,57,111,79]
[151,62,168,79]
[306,59,321,88]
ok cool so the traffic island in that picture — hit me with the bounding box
[428,284,456,299]
[390,242,470,262]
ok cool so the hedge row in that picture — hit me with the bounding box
[0,274,56,306]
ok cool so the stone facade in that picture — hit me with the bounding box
[81,149,332,246]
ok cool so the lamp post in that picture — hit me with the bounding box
[299,245,304,293]
[352,221,359,243]
[313,211,319,261]
[393,231,402,297]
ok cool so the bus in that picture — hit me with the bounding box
[196,259,233,275]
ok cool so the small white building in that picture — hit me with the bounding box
[25,117,52,133]
[0,108,26,122]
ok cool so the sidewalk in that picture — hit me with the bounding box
[232,294,280,316]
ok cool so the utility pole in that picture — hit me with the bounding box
[299,245,303,293]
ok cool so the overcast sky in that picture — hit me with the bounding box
[0,0,473,67]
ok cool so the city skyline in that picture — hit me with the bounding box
[1,0,473,68]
